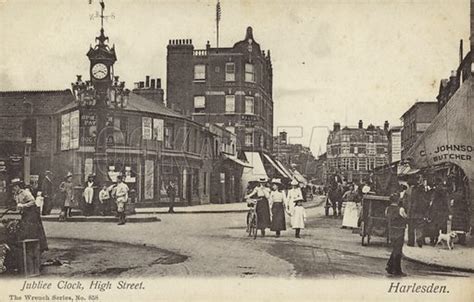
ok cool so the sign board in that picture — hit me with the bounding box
[153,118,164,141]
[80,113,97,146]
[142,117,152,140]
[60,113,71,151]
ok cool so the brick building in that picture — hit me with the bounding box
[166,27,273,154]
[272,131,315,176]
[400,102,438,159]
[326,120,389,184]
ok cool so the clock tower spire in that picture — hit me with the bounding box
[86,0,117,107]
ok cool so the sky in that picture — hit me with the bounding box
[0,0,470,156]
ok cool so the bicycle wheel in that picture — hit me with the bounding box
[252,214,258,239]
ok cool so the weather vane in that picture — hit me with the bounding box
[89,0,115,26]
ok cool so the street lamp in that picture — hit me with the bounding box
[109,76,130,108]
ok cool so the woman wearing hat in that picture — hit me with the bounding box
[245,177,271,237]
[286,179,303,215]
[11,178,48,252]
[59,172,74,219]
[268,179,287,237]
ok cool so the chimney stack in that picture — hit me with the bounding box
[384,121,389,132]
[358,120,363,129]
[333,122,341,132]
[145,76,150,88]
[150,79,156,89]
[156,78,161,89]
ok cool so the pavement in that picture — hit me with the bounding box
[403,242,474,272]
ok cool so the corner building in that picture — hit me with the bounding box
[166,27,274,155]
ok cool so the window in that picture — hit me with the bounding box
[194,64,206,80]
[194,96,205,113]
[225,63,235,81]
[245,96,254,114]
[164,125,174,149]
[245,133,253,146]
[225,95,235,113]
[245,63,255,82]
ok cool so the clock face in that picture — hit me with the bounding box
[92,63,108,80]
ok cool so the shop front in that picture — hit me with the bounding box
[406,78,473,234]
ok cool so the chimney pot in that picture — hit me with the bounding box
[145,76,150,87]
[139,81,144,88]
[358,120,363,129]
[150,79,155,89]
[156,78,161,88]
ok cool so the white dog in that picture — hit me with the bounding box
[435,230,458,250]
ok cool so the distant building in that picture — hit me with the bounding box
[312,152,327,185]
[326,120,389,184]
[272,131,315,176]
[400,102,438,159]
[437,40,472,112]
[387,126,402,163]
[166,27,273,154]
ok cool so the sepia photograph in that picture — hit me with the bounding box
[0,0,473,301]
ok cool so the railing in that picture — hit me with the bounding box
[193,49,208,56]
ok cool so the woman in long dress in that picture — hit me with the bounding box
[11,178,48,252]
[269,179,287,237]
[246,178,271,237]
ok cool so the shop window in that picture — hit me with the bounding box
[164,125,174,149]
[245,132,253,146]
[225,95,235,113]
[194,64,206,80]
[225,63,235,81]
[245,63,255,83]
[245,96,254,114]
[194,96,205,113]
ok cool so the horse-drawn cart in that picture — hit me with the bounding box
[359,195,391,246]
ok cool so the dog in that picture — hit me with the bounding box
[58,210,66,222]
[435,230,458,250]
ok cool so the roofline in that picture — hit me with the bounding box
[0,89,72,95]
[401,101,437,118]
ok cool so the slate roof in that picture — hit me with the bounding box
[0,90,74,116]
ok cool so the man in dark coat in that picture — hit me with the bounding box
[386,192,408,276]
[427,178,449,244]
[403,173,429,247]
[40,170,53,215]
[166,181,176,213]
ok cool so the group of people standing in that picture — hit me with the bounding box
[246,178,307,238]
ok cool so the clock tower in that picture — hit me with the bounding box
[86,3,117,108]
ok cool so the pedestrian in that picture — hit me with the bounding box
[329,183,343,218]
[268,179,286,237]
[98,184,110,216]
[385,192,408,277]
[83,174,96,216]
[11,178,48,252]
[286,179,303,215]
[245,177,271,237]
[59,172,75,219]
[341,184,360,229]
[403,172,429,247]
[114,174,129,225]
[35,191,44,214]
[290,199,306,238]
[40,170,53,215]
[426,178,449,245]
[166,181,176,213]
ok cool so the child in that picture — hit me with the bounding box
[291,199,307,238]
[98,184,111,216]
[35,191,44,214]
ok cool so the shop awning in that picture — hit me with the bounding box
[223,154,253,168]
[275,159,294,178]
[242,152,268,181]
[406,78,473,195]
[292,169,308,185]
[262,153,288,178]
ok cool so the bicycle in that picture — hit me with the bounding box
[246,199,258,239]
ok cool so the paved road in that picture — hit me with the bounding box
[40,198,472,278]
